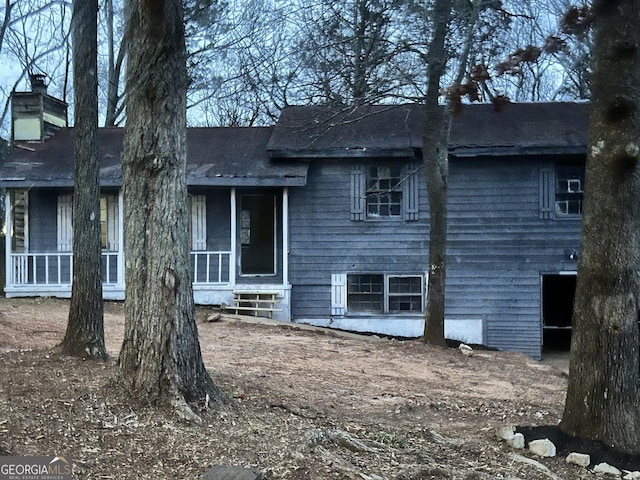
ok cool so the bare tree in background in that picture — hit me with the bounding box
[0,0,71,135]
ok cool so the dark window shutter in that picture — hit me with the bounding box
[351,164,365,221]
[539,167,555,219]
[404,163,419,221]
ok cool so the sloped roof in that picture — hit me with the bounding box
[1,102,590,188]
[267,102,590,158]
[1,126,308,188]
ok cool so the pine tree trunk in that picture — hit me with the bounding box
[118,0,225,407]
[61,0,106,360]
[422,0,452,346]
[560,0,640,454]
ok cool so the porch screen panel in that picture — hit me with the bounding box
[57,194,73,251]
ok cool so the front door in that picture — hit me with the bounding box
[240,194,275,275]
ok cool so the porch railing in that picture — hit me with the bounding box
[9,250,232,287]
[191,251,231,284]
[9,252,120,286]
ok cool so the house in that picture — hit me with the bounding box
[1,79,589,358]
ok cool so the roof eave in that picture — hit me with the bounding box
[449,145,587,157]
[268,147,416,159]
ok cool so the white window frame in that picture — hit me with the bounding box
[554,164,584,217]
[331,273,426,316]
[365,165,403,218]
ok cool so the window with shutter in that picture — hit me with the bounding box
[539,163,585,219]
[340,273,426,314]
[350,162,420,221]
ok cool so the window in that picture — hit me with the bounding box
[332,273,425,315]
[347,274,384,312]
[388,276,423,312]
[351,163,420,221]
[539,162,585,219]
[555,165,584,216]
[240,209,251,246]
[366,166,402,217]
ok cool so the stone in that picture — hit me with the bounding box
[528,438,556,457]
[624,472,640,480]
[200,466,264,480]
[495,425,516,441]
[507,433,525,449]
[459,343,473,357]
[566,452,590,467]
[592,463,622,476]
[206,313,223,322]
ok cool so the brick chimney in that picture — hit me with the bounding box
[10,74,68,144]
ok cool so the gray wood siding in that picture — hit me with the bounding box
[29,189,60,252]
[288,156,583,358]
[288,159,430,319]
[446,157,582,358]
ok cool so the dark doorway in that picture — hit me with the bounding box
[240,194,275,275]
[542,274,576,352]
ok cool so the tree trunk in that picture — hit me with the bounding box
[118,0,225,407]
[61,0,107,360]
[422,0,452,346]
[560,0,640,455]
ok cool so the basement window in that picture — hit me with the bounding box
[344,274,424,314]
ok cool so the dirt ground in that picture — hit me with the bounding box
[0,297,627,479]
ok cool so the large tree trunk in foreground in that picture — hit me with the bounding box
[118,0,225,408]
[560,0,640,455]
[61,0,107,359]
[422,0,453,346]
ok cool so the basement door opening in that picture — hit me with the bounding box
[541,273,576,353]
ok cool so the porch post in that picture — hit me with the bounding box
[282,187,289,286]
[4,191,12,289]
[230,187,236,286]
[118,190,125,288]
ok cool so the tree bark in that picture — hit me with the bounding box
[118,0,225,407]
[61,0,107,360]
[560,0,640,455]
[422,0,453,346]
